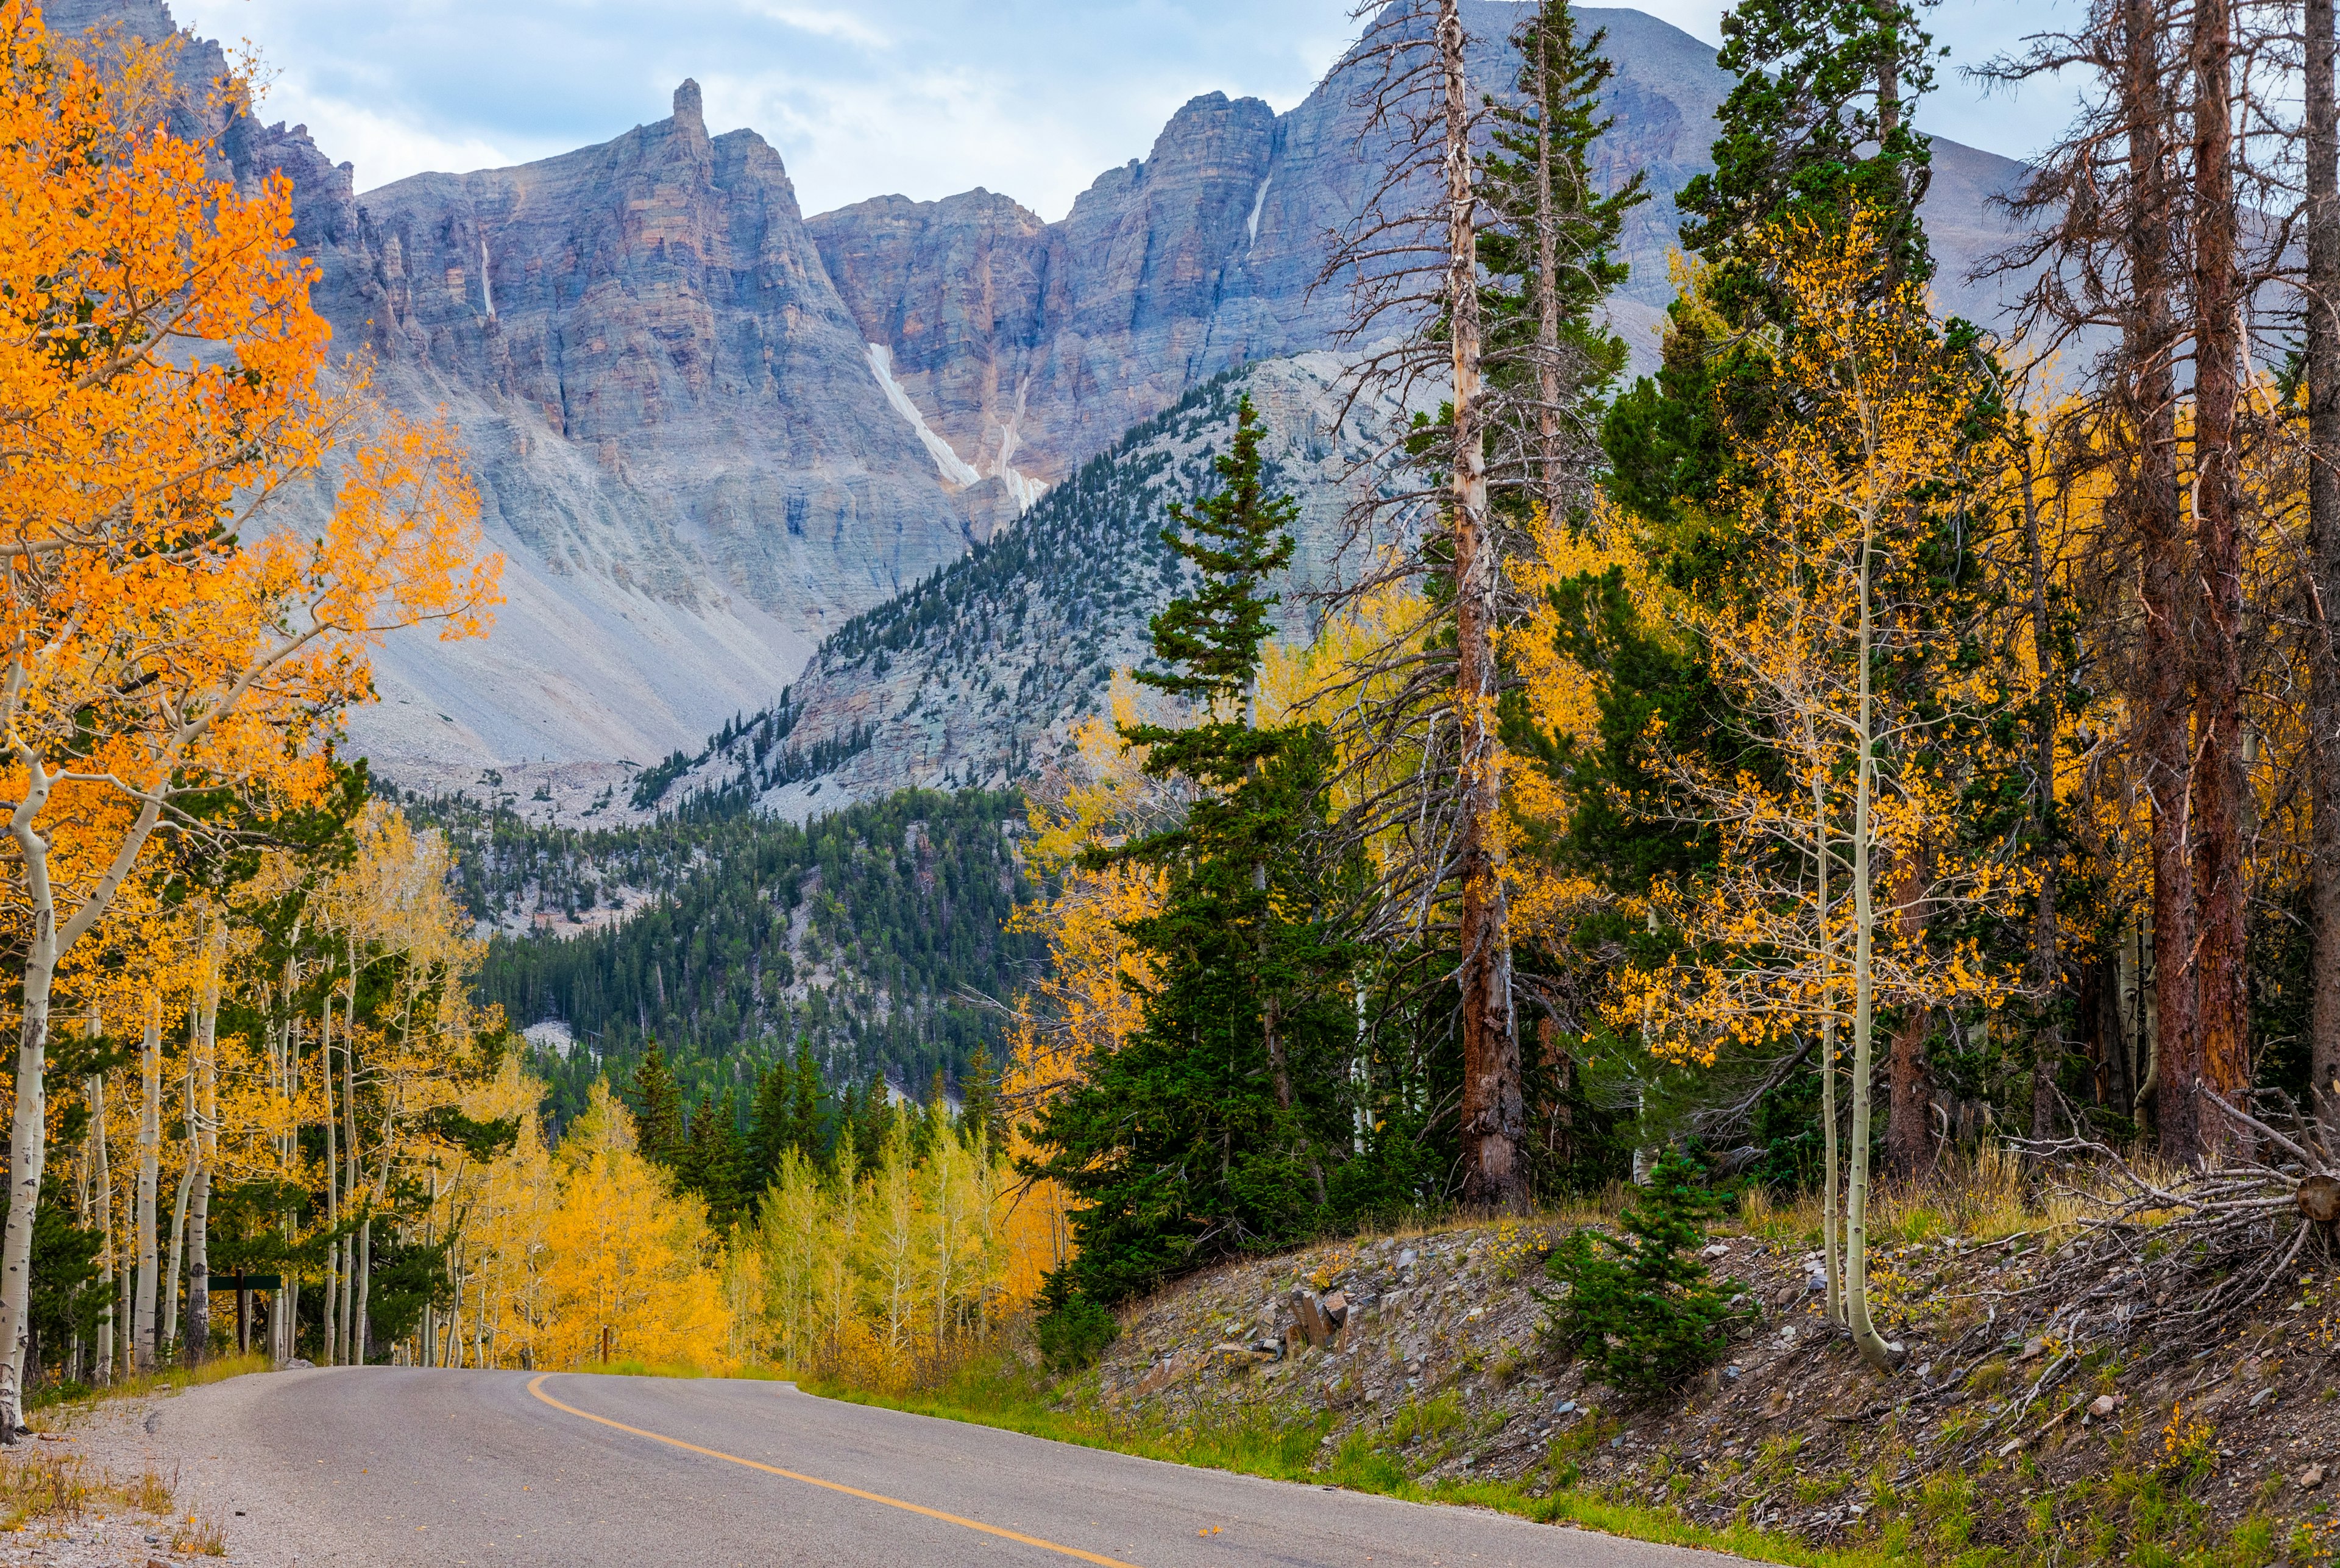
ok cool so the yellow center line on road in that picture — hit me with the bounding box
[523,1374,1147,1568]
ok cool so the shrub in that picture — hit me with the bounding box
[1540,1148,1732,1393]
[1033,1284,1119,1372]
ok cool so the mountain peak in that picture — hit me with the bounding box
[673,78,704,133]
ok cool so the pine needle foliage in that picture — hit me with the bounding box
[1030,397,1360,1307]
[1540,1149,1733,1394]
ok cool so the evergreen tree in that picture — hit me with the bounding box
[1479,0,1648,436]
[1542,1148,1734,1392]
[958,1043,999,1159]
[628,1040,686,1170]
[686,1088,747,1229]
[1606,0,1939,522]
[788,1046,825,1168]
[745,1062,795,1195]
[1032,396,1359,1306]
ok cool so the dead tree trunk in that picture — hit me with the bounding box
[1437,0,1525,1215]
[2308,0,2340,1128]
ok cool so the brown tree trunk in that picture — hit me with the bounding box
[2308,0,2340,1128]
[1439,0,1525,1213]
[2187,0,2249,1159]
[1884,850,1935,1178]
[2112,0,2199,1165]
[2019,455,2064,1140]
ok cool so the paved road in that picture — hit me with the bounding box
[135,1368,1731,1567]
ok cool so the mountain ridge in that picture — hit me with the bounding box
[57,0,2030,799]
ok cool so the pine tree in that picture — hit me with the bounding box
[787,1047,824,1168]
[958,1043,999,1159]
[1606,0,1940,523]
[628,1041,685,1171]
[1032,396,1358,1305]
[745,1062,794,1196]
[1479,0,1648,496]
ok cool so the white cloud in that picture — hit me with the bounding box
[165,0,2080,217]
[754,3,892,48]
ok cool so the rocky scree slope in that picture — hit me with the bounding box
[1078,1222,2340,1561]
[648,355,1394,818]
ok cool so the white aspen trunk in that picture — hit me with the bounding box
[0,820,60,1430]
[188,917,222,1360]
[0,764,163,1432]
[160,1060,194,1362]
[133,1002,161,1374]
[1845,517,1902,1371]
[319,1002,338,1367]
[87,1063,111,1386]
[339,1029,358,1365]
[1811,767,1845,1330]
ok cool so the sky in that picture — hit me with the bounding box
[166,0,2085,222]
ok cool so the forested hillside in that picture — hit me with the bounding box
[402,787,1041,1118]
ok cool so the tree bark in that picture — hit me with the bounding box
[2186,0,2249,1160]
[1884,850,1935,1179]
[2308,0,2340,1129]
[1439,0,1525,1215]
[188,924,221,1361]
[2111,0,2197,1164]
[132,1002,161,1374]
[160,1060,194,1362]
[87,1065,110,1385]
[1846,517,1902,1370]
[2018,453,2066,1140]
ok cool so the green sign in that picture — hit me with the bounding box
[207,1275,281,1290]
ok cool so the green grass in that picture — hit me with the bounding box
[801,1355,1898,1568]
[26,1352,271,1418]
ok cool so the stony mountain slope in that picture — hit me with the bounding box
[1076,1215,2331,1563]
[644,354,1392,820]
[807,4,2030,495]
[70,0,2029,796]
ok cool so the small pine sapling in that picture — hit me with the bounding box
[1540,1149,1734,1392]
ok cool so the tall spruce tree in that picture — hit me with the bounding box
[1606,0,1938,521]
[1480,0,1648,496]
[1032,397,1358,1305]
[627,1040,686,1170]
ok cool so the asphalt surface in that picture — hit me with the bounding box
[137,1368,1738,1567]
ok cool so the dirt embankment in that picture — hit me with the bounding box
[1079,1218,2339,1563]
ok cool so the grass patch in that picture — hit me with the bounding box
[802,1354,1892,1568]
[27,1352,270,1419]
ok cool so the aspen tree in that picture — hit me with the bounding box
[0,4,494,1430]
[132,1002,159,1372]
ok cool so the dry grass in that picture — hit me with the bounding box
[0,1450,194,1537]
[171,1511,228,1555]
[1733,1143,2174,1250]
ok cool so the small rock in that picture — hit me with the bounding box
[1701,1242,1731,1260]
[2018,1337,2046,1361]
[2303,1463,2327,1491]
[1321,1290,1349,1329]
[2090,1394,2121,1417]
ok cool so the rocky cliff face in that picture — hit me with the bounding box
[651,355,1401,823]
[63,0,2028,795]
[806,3,2028,494]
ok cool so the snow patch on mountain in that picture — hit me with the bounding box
[867,343,985,488]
